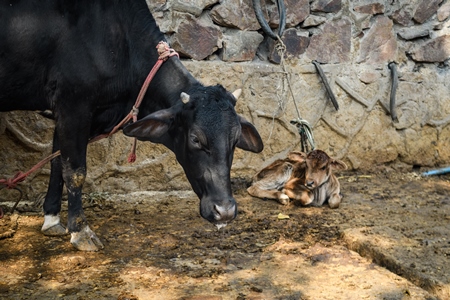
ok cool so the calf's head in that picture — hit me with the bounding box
[291,150,347,189]
[123,85,263,226]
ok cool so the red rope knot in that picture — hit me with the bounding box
[127,138,138,163]
[0,172,25,189]
[156,41,179,61]
[131,105,139,122]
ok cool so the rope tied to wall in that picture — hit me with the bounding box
[252,0,315,152]
[275,37,316,152]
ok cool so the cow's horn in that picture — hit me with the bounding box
[180,92,190,104]
[232,89,242,100]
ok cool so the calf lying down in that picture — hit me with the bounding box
[247,150,347,208]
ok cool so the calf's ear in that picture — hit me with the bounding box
[236,115,264,153]
[123,108,176,143]
[331,159,347,171]
[287,152,307,162]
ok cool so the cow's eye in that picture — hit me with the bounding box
[320,166,327,170]
[190,134,201,148]
[190,134,210,153]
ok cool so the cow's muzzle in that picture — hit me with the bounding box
[213,203,236,221]
[200,198,237,225]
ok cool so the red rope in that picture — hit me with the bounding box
[1,41,178,189]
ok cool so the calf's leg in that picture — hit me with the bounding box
[325,176,343,208]
[327,192,342,209]
[247,185,290,205]
[283,178,314,206]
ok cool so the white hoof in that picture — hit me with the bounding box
[42,215,67,236]
[279,193,290,205]
[70,226,104,251]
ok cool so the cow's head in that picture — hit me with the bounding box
[123,85,263,226]
[290,150,347,189]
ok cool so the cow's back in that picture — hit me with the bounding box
[0,0,159,112]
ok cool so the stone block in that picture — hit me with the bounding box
[171,0,219,17]
[305,17,351,63]
[410,35,450,62]
[357,16,397,64]
[268,28,310,64]
[267,0,310,28]
[389,2,418,26]
[397,27,430,40]
[221,30,264,62]
[353,2,385,15]
[358,71,380,84]
[437,1,450,21]
[210,0,260,30]
[170,14,222,60]
[413,0,443,24]
[311,0,342,13]
[301,15,327,28]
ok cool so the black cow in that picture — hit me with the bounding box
[0,0,263,251]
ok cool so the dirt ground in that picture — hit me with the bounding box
[0,169,449,300]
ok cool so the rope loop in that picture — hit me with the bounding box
[0,172,25,190]
[157,41,179,61]
[275,37,286,56]
[290,118,315,153]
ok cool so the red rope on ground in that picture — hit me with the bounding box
[0,41,178,190]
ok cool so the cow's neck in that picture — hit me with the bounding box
[124,1,199,116]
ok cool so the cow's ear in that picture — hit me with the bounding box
[331,159,347,171]
[236,115,264,153]
[123,108,175,143]
[287,151,307,162]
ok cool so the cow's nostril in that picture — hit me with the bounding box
[213,203,236,222]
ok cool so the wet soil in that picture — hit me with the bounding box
[0,170,449,300]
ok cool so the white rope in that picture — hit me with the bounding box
[275,38,315,152]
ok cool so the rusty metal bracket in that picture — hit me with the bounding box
[312,61,339,111]
[388,62,399,122]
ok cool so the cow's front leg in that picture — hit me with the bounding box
[42,130,66,236]
[57,110,104,251]
[64,167,103,251]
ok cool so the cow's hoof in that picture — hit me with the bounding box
[42,214,67,236]
[70,226,104,251]
[42,224,67,236]
[278,194,290,205]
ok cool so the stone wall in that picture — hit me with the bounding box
[1,0,449,197]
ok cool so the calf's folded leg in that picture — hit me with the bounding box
[247,185,290,205]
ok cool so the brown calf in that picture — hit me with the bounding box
[247,150,347,208]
